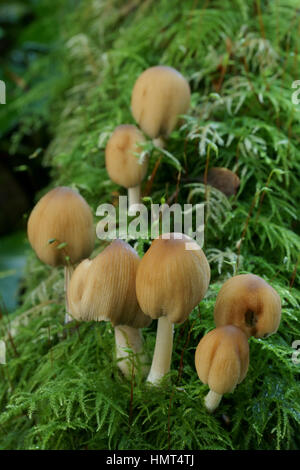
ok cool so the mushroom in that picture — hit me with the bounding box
[204,167,240,197]
[136,233,210,385]
[27,186,95,323]
[105,124,148,212]
[195,325,249,412]
[67,239,152,378]
[214,274,282,338]
[131,65,191,148]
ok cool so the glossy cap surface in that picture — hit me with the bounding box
[27,186,95,267]
[195,325,249,394]
[214,274,282,338]
[131,66,191,138]
[206,167,240,197]
[105,125,148,188]
[68,240,152,328]
[136,233,210,324]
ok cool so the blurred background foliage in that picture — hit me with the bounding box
[0,0,299,450]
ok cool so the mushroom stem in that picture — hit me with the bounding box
[204,390,222,413]
[147,315,174,385]
[114,325,149,379]
[153,137,165,149]
[128,185,141,215]
[64,265,74,324]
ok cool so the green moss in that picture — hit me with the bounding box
[0,0,299,450]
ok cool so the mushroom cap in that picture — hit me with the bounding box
[27,186,95,267]
[67,239,152,328]
[195,325,249,395]
[214,274,282,338]
[205,167,240,197]
[105,124,148,189]
[131,65,191,139]
[68,259,92,319]
[136,233,210,324]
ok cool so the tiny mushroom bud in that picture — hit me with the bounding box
[204,167,240,197]
[131,66,191,147]
[68,239,152,378]
[195,325,249,413]
[214,274,282,338]
[136,233,210,385]
[27,186,95,323]
[105,125,148,212]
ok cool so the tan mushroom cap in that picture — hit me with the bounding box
[136,233,210,324]
[105,125,148,189]
[206,167,240,197]
[195,325,249,395]
[68,239,152,329]
[67,259,92,319]
[27,186,95,267]
[131,66,191,139]
[214,274,282,338]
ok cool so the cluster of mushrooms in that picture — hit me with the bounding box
[105,65,241,209]
[195,274,281,412]
[27,65,282,413]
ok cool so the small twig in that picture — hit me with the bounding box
[215,37,232,93]
[144,156,162,197]
[174,323,187,352]
[255,0,266,39]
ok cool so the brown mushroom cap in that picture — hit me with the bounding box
[131,66,191,139]
[195,325,249,395]
[27,186,95,267]
[136,233,210,324]
[67,259,92,319]
[105,124,148,189]
[205,167,240,197]
[214,274,282,338]
[68,239,152,329]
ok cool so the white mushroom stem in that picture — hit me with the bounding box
[64,265,74,324]
[204,390,222,413]
[128,185,141,215]
[153,137,165,149]
[147,315,174,385]
[114,325,149,379]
